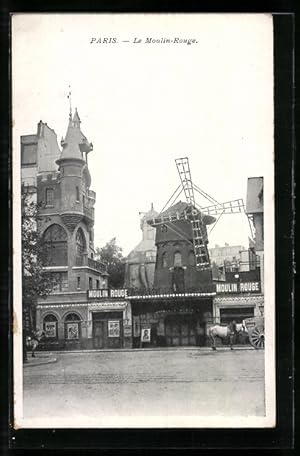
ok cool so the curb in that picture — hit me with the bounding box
[39,346,255,355]
[23,356,57,368]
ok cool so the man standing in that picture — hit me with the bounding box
[228,320,237,350]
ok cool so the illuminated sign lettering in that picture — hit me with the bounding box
[216,282,260,294]
[87,288,128,300]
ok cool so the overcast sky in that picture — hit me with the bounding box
[12,13,273,256]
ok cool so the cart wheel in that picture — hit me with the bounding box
[250,327,265,349]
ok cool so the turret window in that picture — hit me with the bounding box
[76,186,80,202]
[43,224,68,266]
[45,188,54,206]
[75,228,86,266]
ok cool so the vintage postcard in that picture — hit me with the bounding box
[12,13,275,428]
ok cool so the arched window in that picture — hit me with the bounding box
[43,224,68,266]
[174,251,182,267]
[65,313,80,340]
[43,314,58,339]
[75,228,86,266]
[162,252,168,268]
[188,250,196,266]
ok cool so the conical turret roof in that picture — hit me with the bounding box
[140,203,158,229]
[56,109,93,164]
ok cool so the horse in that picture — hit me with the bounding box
[26,328,46,357]
[209,321,241,351]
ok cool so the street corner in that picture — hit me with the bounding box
[23,353,57,368]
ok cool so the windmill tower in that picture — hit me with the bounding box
[148,157,245,293]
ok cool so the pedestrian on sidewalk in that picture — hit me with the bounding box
[27,327,46,357]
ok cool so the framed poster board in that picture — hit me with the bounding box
[141,328,151,343]
[108,320,120,338]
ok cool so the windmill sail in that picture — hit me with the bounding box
[175,157,211,271]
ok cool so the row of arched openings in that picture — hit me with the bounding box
[42,224,86,266]
[43,313,81,340]
[161,250,196,268]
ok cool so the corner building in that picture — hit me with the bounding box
[21,111,134,350]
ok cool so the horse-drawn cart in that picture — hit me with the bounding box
[243,316,265,349]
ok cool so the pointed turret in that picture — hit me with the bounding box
[57,108,93,165]
[140,202,158,231]
[125,204,158,289]
[56,109,94,231]
[72,108,81,127]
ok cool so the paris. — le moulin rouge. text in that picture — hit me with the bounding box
[90,37,198,45]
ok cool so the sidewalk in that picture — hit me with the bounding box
[23,352,57,368]
[39,345,255,355]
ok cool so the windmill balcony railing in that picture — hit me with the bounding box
[127,284,216,298]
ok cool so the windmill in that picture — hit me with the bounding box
[149,157,249,271]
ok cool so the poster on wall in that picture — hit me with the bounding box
[123,325,132,337]
[108,320,120,338]
[141,328,151,343]
[66,323,79,340]
[45,322,57,338]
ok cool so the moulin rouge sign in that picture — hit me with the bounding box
[87,288,128,300]
[216,282,261,294]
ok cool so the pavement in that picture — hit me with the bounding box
[23,352,57,368]
[22,345,254,367]
[22,348,265,426]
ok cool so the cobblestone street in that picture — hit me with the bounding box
[23,348,265,423]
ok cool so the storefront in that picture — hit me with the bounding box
[87,299,132,349]
[213,279,264,325]
[36,289,133,350]
[130,291,215,348]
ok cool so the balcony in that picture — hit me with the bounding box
[87,189,96,202]
[83,205,94,224]
[88,257,108,274]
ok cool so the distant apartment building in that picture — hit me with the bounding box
[209,243,245,271]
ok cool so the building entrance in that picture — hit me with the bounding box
[93,320,106,349]
[165,315,197,346]
[92,311,123,349]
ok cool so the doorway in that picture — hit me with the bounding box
[93,320,105,349]
[165,314,197,346]
[92,311,123,349]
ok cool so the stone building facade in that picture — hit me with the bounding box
[21,111,131,350]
